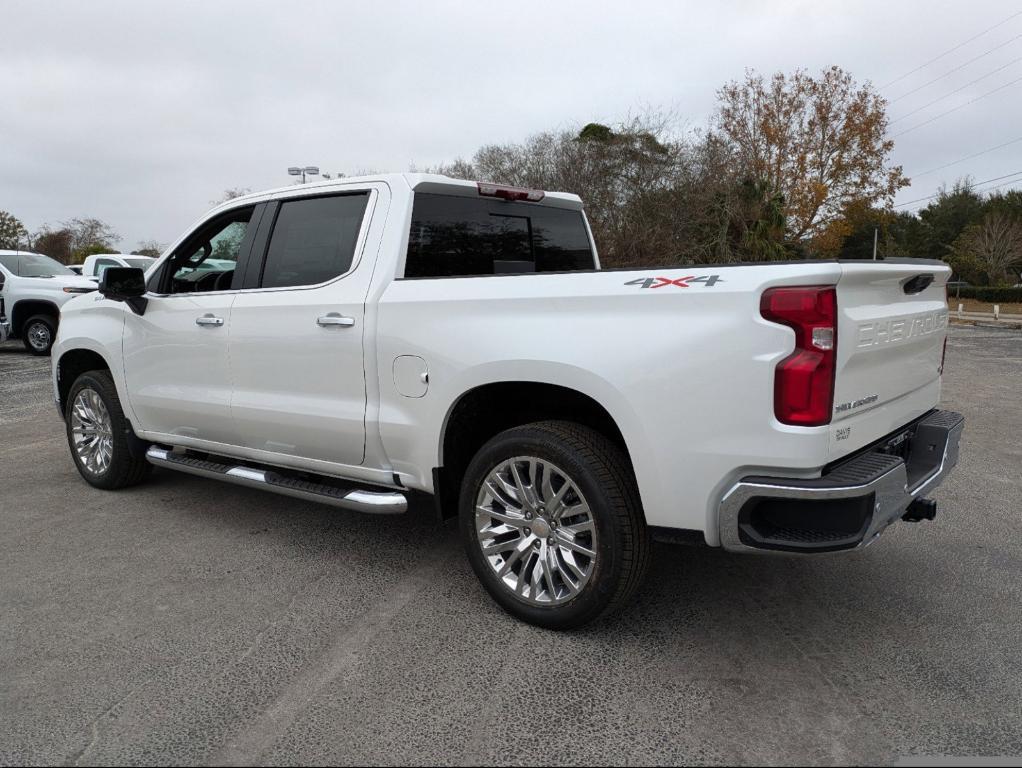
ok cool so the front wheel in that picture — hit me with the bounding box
[460,421,650,630]
[65,370,152,489]
[23,314,56,356]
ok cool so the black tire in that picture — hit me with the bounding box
[65,370,152,490]
[460,420,650,630]
[23,314,57,356]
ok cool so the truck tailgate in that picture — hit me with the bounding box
[833,261,950,430]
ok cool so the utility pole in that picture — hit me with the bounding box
[872,227,878,260]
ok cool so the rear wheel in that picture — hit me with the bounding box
[460,420,650,630]
[23,314,56,356]
[66,370,152,489]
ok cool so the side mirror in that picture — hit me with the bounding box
[99,267,148,315]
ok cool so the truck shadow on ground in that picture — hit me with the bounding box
[138,466,935,642]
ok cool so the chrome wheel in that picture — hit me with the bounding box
[70,388,113,476]
[27,321,51,352]
[475,456,597,606]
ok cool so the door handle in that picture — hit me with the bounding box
[316,314,355,327]
[195,315,224,327]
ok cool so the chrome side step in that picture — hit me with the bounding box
[146,446,407,514]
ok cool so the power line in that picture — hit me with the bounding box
[912,136,1022,178]
[892,74,1022,137]
[980,177,1022,194]
[889,33,1022,104]
[973,172,1022,193]
[895,169,1022,209]
[881,10,1022,90]
[891,56,1022,125]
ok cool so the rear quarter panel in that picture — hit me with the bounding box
[375,263,848,543]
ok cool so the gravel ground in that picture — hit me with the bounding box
[0,325,1019,766]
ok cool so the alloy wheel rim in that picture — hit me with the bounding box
[70,388,113,475]
[28,322,51,350]
[475,456,597,606]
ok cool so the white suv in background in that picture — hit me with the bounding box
[0,250,97,354]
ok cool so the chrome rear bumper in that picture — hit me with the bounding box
[718,410,964,553]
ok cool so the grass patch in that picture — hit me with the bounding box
[948,298,1022,315]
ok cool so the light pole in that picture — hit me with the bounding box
[288,166,320,184]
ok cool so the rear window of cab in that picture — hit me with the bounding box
[404,193,595,278]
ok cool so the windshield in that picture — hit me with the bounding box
[0,252,75,277]
[125,258,154,270]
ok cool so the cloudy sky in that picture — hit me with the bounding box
[3,0,1021,250]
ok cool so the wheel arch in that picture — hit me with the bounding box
[434,380,639,520]
[56,348,114,417]
[11,299,60,336]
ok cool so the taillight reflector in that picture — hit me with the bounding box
[477,182,545,202]
[761,286,838,427]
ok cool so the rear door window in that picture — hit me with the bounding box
[404,194,595,278]
[259,193,370,289]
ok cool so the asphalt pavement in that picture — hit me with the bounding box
[1,325,1020,765]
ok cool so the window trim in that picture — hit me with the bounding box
[142,187,378,299]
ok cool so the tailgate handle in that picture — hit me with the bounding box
[902,274,934,295]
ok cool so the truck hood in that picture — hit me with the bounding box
[19,275,98,291]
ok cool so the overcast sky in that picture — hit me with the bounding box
[3,0,1021,250]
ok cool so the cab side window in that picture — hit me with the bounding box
[259,194,369,289]
[94,258,119,280]
[157,207,254,294]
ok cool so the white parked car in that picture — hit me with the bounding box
[0,250,97,354]
[51,175,964,628]
[78,253,157,282]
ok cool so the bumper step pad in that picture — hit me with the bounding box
[718,409,964,554]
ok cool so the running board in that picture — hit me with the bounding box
[145,446,407,514]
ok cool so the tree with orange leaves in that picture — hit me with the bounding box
[713,66,908,254]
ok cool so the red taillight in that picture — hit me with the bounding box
[761,286,838,427]
[477,182,545,202]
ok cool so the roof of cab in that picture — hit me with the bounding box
[209,174,584,214]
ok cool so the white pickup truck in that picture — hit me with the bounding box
[77,253,157,282]
[0,250,98,354]
[51,174,964,628]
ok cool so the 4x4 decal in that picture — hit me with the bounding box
[624,275,724,289]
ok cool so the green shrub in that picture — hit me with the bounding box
[951,286,1022,303]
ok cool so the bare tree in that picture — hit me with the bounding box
[211,188,251,206]
[64,218,119,258]
[951,213,1022,285]
[31,218,118,263]
[132,240,166,258]
[440,114,792,267]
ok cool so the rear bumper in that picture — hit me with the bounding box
[718,409,964,553]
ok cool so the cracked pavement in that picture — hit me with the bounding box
[1,325,1020,765]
